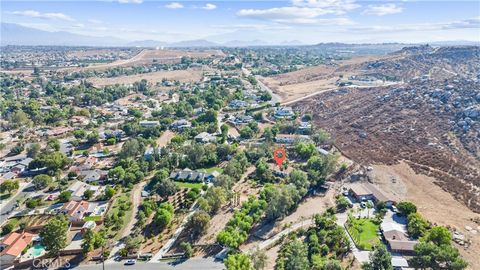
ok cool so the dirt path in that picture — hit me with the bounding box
[370,162,480,269]
[121,182,146,238]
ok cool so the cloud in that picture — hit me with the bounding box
[11,10,74,21]
[349,17,480,33]
[165,2,184,9]
[237,0,358,25]
[88,19,103,24]
[362,4,403,16]
[202,3,217,10]
[212,24,292,31]
[118,0,143,4]
[237,7,354,25]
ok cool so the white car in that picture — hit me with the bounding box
[124,259,136,265]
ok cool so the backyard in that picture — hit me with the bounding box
[346,217,381,250]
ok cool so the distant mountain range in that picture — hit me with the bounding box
[1,22,478,48]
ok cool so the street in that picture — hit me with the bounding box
[71,258,224,270]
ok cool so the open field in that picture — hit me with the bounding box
[370,162,480,269]
[62,49,225,72]
[88,68,204,86]
[260,55,395,103]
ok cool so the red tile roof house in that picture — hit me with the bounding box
[0,231,34,267]
[60,200,90,224]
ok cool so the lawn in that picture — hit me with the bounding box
[346,218,381,251]
[84,215,103,222]
[175,181,204,189]
[198,167,223,174]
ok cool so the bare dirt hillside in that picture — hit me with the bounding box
[293,46,480,213]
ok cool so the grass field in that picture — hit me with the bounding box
[175,181,204,189]
[198,167,224,174]
[346,218,381,251]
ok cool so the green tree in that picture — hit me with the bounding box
[40,215,69,256]
[180,242,193,258]
[0,180,19,194]
[225,253,254,270]
[397,201,417,216]
[362,245,392,270]
[32,174,52,190]
[423,226,452,246]
[83,189,94,200]
[186,210,211,238]
[81,228,95,254]
[277,239,309,270]
[250,247,268,270]
[407,213,429,238]
[335,196,349,212]
[58,191,72,203]
[104,186,116,199]
[26,143,41,158]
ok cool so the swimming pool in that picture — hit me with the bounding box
[30,244,45,257]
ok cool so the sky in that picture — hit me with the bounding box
[1,0,479,44]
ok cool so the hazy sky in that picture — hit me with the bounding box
[1,0,479,43]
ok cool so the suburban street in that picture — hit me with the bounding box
[0,183,32,225]
[72,258,224,270]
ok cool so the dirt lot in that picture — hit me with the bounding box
[156,130,175,147]
[88,68,203,86]
[370,162,480,270]
[260,55,392,103]
[62,49,225,72]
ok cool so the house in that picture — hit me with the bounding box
[194,132,217,144]
[170,119,192,131]
[229,114,254,126]
[274,107,295,119]
[1,172,16,180]
[70,116,90,126]
[229,99,248,109]
[139,120,160,127]
[297,122,312,134]
[0,232,34,266]
[79,169,107,184]
[274,134,310,144]
[60,200,90,222]
[46,127,73,137]
[67,180,102,201]
[381,223,418,255]
[170,168,216,183]
[349,183,397,206]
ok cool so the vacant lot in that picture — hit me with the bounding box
[63,49,225,72]
[88,68,203,86]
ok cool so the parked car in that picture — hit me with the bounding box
[124,259,136,265]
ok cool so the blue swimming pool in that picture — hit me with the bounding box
[31,244,45,257]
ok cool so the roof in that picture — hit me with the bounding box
[0,232,34,258]
[61,200,89,218]
[388,239,418,252]
[169,169,214,182]
[349,183,396,203]
[391,257,409,267]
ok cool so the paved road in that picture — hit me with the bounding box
[72,258,224,270]
[0,183,32,225]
